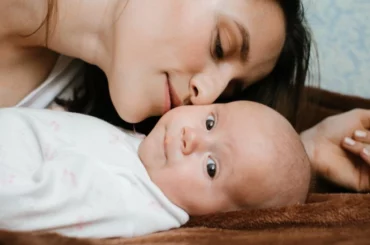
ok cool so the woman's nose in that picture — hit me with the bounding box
[189,73,229,105]
[181,127,207,155]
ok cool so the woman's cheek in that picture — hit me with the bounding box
[109,81,148,123]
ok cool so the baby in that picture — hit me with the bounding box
[0,101,311,238]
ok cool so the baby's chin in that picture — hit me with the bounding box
[138,140,166,173]
[137,140,151,168]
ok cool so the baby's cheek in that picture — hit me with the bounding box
[159,165,192,191]
[175,163,203,193]
[154,156,204,200]
[151,169,183,205]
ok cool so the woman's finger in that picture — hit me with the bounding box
[342,137,365,155]
[359,146,370,166]
[353,129,370,144]
[342,137,370,166]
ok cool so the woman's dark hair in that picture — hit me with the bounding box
[57,0,315,134]
[233,0,315,127]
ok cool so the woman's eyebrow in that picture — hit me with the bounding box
[233,20,250,63]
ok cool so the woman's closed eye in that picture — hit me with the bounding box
[207,157,217,178]
[213,30,224,60]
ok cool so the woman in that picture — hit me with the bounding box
[0,0,369,191]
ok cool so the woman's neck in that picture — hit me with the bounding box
[14,0,127,72]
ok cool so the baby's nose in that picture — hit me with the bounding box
[181,127,206,155]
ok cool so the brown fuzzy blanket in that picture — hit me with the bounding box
[1,88,370,245]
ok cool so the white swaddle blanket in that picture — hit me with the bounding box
[0,108,188,238]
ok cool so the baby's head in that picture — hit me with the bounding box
[138,101,311,216]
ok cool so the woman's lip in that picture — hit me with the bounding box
[164,78,171,114]
[163,73,182,114]
[167,74,182,108]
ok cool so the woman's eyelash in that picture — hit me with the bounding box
[214,31,224,59]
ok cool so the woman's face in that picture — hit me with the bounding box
[108,0,286,123]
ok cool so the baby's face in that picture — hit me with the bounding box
[139,102,292,215]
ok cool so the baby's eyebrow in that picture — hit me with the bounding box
[212,105,238,181]
[214,105,223,129]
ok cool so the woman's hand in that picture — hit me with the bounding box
[300,109,370,192]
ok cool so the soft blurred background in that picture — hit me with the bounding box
[303,0,370,98]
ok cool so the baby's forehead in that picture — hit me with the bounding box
[220,131,284,206]
[224,169,275,209]
[224,150,285,208]
[219,105,273,139]
[216,102,307,208]
[215,103,272,131]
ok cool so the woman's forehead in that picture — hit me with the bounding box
[218,0,285,81]
[218,0,283,25]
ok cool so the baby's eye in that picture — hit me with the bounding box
[206,115,215,131]
[206,158,217,178]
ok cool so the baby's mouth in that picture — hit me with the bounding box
[163,132,174,163]
[163,130,169,161]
